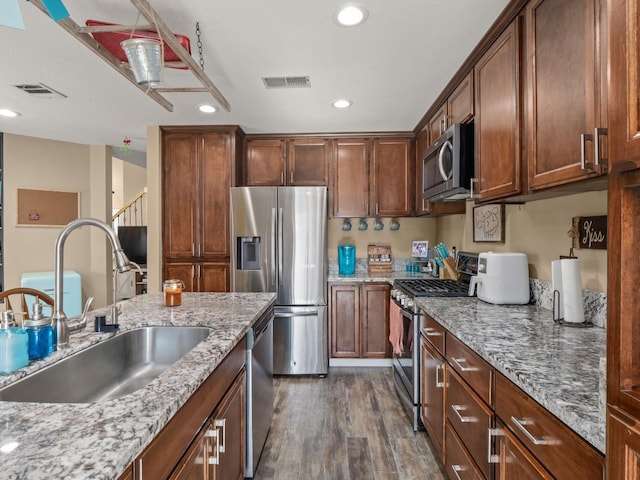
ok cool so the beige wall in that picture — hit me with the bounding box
[437,190,608,292]
[3,134,115,308]
[112,157,146,211]
[329,217,437,258]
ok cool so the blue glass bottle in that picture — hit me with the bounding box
[24,303,53,360]
[0,310,29,374]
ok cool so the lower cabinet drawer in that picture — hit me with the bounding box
[447,368,494,480]
[446,423,484,480]
[494,372,604,479]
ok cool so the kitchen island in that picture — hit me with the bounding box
[0,292,276,480]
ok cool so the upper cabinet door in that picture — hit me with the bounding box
[448,71,475,126]
[244,139,286,185]
[163,133,198,259]
[609,0,640,165]
[526,0,606,190]
[332,139,370,217]
[474,20,522,201]
[372,138,412,217]
[427,104,448,144]
[200,133,232,258]
[288,138,330,185]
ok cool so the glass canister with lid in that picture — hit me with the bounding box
[23,303,53,360]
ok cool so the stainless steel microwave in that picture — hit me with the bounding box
[422,123,474,201]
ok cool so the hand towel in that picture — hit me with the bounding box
[389,299,403,355]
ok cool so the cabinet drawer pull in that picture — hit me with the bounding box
[487,428,502,463]
[511,416,552,446]
[451,404,475,423]
[206,428,220,465]
[290,171,294,184]
[451,464,465,480]
[435,364,444,388]
[594,127,608,170]
[215,418,226,453]
[451,357,477,372]
[423,328,442,337]
[580,133,594,170]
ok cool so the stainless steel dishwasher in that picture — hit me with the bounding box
[245,307,274,478]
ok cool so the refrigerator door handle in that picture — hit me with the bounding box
[278,207,284,288]
[270,207,277,288]
[275,311,319,318]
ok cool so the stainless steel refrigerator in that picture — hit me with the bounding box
[230,186,328,376]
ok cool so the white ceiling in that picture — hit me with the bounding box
[0,0,510,163]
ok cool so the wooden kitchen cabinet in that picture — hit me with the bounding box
[446,424,485,480]
[165,262,230,293]
[608,0,640,165]
[607,409,640,480]
[329,282,391,358]
[495,372,604,479]
[332,139,371,217]
[169,371,245,480]
[525,0,607,190]
[493,419,553,480]
[420,333,446,457]
[244,139,285,186]
[244,137,330,186]
[332,137,412,217]
[427,71,474,143]
[134,339,246,480]
[162,127,242,292]
[474,20,522,202]
[371,138,412,217]
[447,368,494,480]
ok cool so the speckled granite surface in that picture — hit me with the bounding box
[416,296,606,454]
[0,292,276,480]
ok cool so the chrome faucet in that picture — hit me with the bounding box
[52,218,131,349]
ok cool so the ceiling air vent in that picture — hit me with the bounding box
[262,76,311,89]
[14,83,67,99]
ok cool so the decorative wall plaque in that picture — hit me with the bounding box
[473,204,505,243]
[572,215,607,250]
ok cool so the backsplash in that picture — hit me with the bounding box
[328,258,607,328]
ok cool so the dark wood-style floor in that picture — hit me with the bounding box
[254,367,447,480]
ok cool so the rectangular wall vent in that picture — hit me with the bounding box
[15,83,67,99]
[262,76,311,89]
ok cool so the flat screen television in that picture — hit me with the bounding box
[117,226,147,266]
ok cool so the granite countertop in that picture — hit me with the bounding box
[328,270,433,283]
[416,296,606,454]
[0,292,276,480]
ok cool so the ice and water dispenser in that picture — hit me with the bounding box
[236,237,261,270]
[338,244,356,276]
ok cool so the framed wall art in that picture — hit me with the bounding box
[473,204,505,242]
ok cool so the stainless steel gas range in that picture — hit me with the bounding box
[391,252,478,431]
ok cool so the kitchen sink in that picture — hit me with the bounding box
[0,326,213,404]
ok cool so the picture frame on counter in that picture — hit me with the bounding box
[473,204,505,243]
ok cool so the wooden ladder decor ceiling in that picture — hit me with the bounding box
[28,0,231,113]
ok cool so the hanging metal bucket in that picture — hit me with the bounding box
[120,38,163,85]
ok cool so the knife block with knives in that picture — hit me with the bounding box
[439,257,459,280]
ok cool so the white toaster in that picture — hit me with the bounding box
[468,252,530,305]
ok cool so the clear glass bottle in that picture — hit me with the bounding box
[24,303,53,360]
[0,310,29,374]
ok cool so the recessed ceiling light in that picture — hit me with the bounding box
[334,4,368,27]
[332,99,353,109]
[198,104,217,113]
[0,109,20,118]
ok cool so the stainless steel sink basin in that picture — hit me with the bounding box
[0,326,212,404]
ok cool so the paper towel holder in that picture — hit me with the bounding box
[552,289,593,327]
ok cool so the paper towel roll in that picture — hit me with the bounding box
[552,258,585,323]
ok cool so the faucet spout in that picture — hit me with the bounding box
[52,218,130,349]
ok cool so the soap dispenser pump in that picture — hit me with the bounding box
[0,310,29,374]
